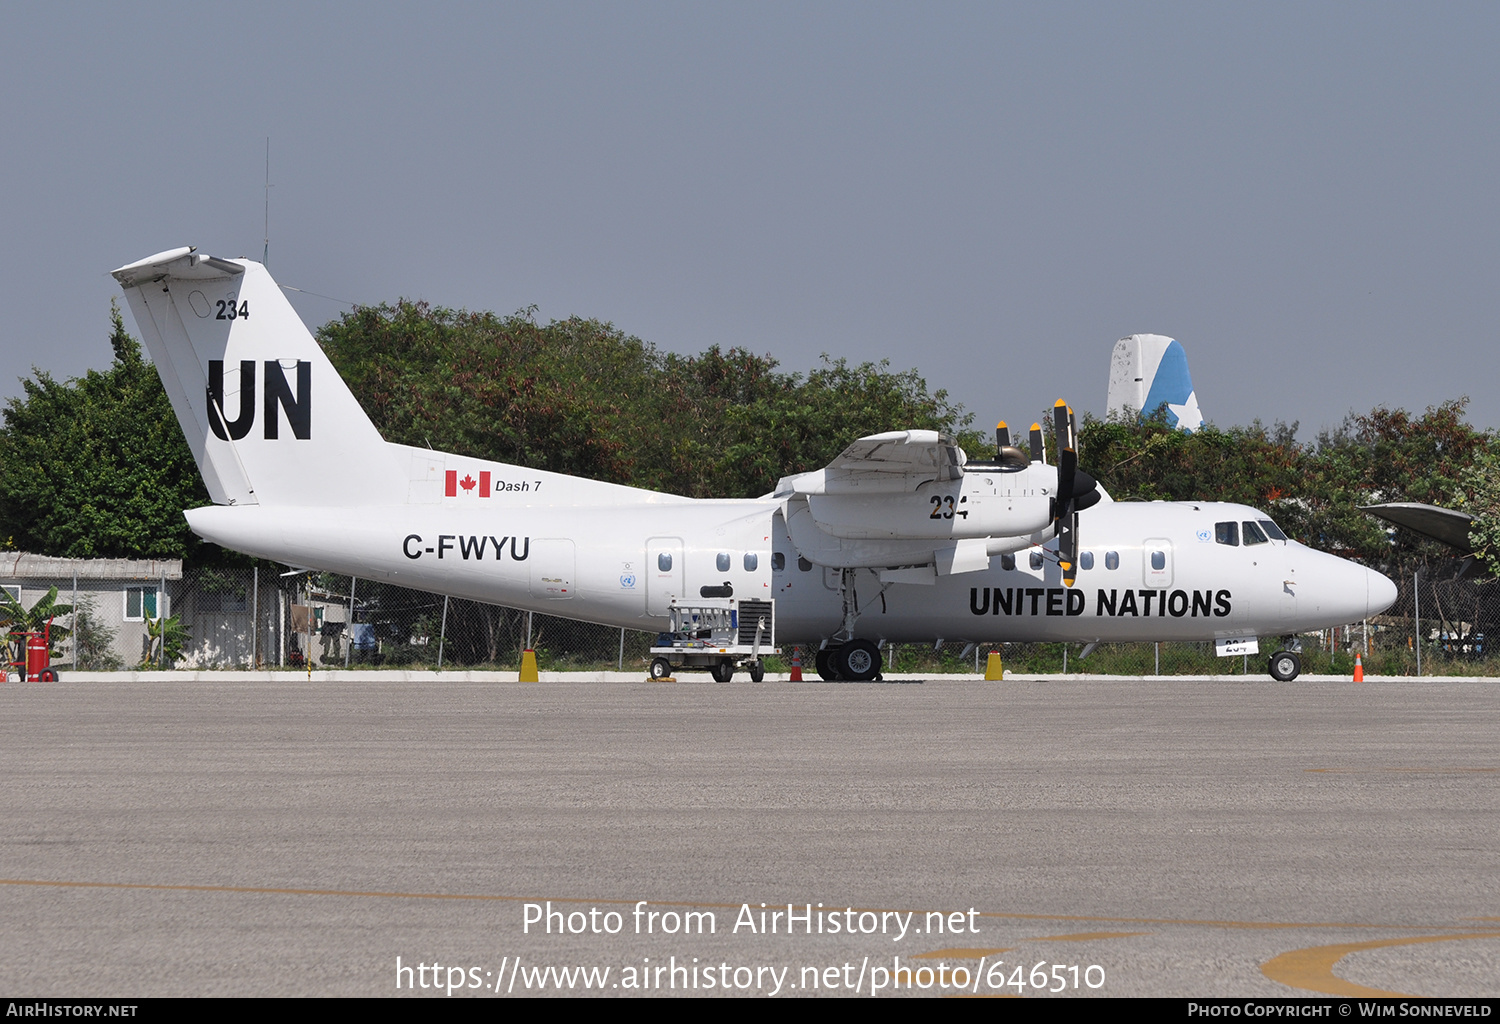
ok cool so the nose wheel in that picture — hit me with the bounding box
[1268,650,1301,681]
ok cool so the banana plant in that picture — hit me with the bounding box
[0,586,73,660]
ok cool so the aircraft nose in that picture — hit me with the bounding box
[1367,566,1398,617]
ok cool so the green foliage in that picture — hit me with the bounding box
[0,302,210,562]
[1082,399,1495,578]
[0,585,74,660]
[142,613,189,668]
[1308,399,1488,565]
[1457,440,1500,577]
[71,595,122,671]
[316,303,977,498]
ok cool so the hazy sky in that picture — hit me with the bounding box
[3,2,1497,445]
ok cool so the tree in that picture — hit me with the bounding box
[71,595,121,671]
[0,302,211,562]
[1079,400,1495,579]
[1458,440,1500,577]
[316,302,981,498]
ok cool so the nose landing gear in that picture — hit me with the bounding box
[1268,649,1301,681]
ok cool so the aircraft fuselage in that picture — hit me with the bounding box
[186,495,1388,648]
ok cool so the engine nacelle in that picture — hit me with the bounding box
[804,464,1055,540]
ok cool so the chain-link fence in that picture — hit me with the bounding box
[7,560,1498,675]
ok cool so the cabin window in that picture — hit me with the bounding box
[1105,551,1119,570]
[657,553,673,572]
[1080,551,1094,570]
[771,552,785,571]
[798,556,813,572]
[1000,553,1015,571]
[1259,519,1288,541]
[1151,550,1166,570]
[744,552,758,571]
[1029,551,1044,571]
[1215,521,1239,546]
[716,552,731,572]
[1242,521,1269,546]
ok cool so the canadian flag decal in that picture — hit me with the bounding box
[445,470,494,497]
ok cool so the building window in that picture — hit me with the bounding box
[124,587,160,621]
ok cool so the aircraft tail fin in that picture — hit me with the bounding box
[1106,333,1203,432]
[112,247,402,507]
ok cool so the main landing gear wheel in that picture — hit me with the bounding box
[1268,650,1301,681]
[837,639,882,683]
[710,661,735,683]
[748,660,765,683]
[649,657,673,680]
[815,648,840,681]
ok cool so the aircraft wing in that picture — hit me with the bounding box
[1361,502,1475,553]
[775,430,965,496]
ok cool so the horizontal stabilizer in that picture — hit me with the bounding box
[1360,502,1475,553]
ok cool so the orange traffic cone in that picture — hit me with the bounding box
[1353,652,1364,683]
[789,648,803,682]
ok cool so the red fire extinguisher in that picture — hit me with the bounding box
[26,633,48,681]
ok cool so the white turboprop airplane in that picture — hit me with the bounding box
[112,247,1397,682]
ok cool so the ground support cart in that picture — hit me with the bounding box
[649,599,777,682]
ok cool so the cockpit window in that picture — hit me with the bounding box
[1242,521,1269,545]
[1215,521,1239,546]
[1259,519,1288,541]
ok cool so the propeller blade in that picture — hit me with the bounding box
[1052,399,1088,587]
[1028,423,1044,463]
[1060,511,1079,586]
[996,421,1011,451]
[1053,399,1071,458]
